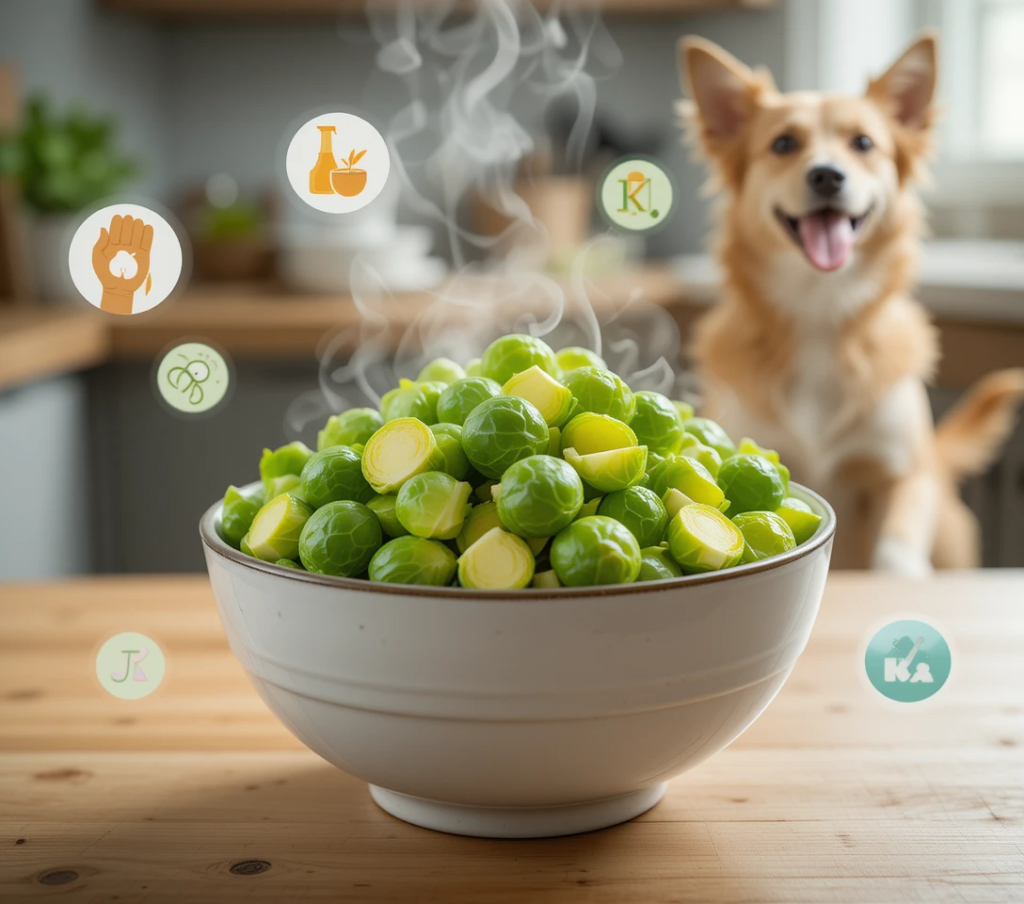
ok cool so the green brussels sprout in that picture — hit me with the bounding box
[435,376,503,427]
[532,569,561,589]
[366,493,409,539]
[380,379,440,424]
[560,367,635,422]
[248,492,314,562]
[317,408,384,451]
[560,412,637,455]
[300,446,375,509]
[683,417,736,459]
[662,487,695,518]
[239,533,255,557]
[547,426,561,456]
[576,497,602,519]
[563,445,647,493]
[716,454,786,515]
[221,484,265,548]
[457,527,535,589]
[550,516,642,586]
[474,480,498,504]
[265,473,303,501]
[362,418,440,494]
[275,558,304,569]
[732,511,796,563]
[465,357,482,377]
[503,365,574,427]
[480,333,560,386]
[737,437,790,489]
[680,441,723,478]
[456,500,504,553]
[497,455,584,538]
[638,545,683,581]
[298,500,382,576]
[774,497,823,544]
[666,504,744,574]
[672,400,695,421]
[629,391,686,456]
[429,423,471,480]
[417,357,466,385]
[555,346,607,373]
[395,471,472,540]
[259,441,314,496]
[461,396,550,479]
[597,486,668,548]
[647,456,725,509]
[368,535,457,585]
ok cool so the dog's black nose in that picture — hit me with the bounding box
[807,164,846,198]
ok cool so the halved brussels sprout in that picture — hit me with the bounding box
[638,545,683,581]
[563,445,647,493]
[221,484,265,548]
[716,454,786,515]
[629,391,686,456]
[429,423,471,480]
[662,487,695,518]
[597,486,668,548]
[300,446,375,509]
[366,493,409,539]
[560,366,636,422]
[248,492,314,562]
[775,497,823,544]
[461,396,550,479]
[361,417,439,494]
[480,334,560,386]
[647,456,725,509]
[555,346,607,373]
[457,527,535,589]
[239,533,255,557]
[417,357,466,385]
[298,500,381,576]
[503,365,574,427]
[532,569,561,589]
[683,417,736,459]
[497,455,584,538]
[666,504,744,574]
[368,535,457,585]
[395,471,472,540]
[732,510,796,563]
[435,376,502,427]
[259,441,313,497]
[550,515,642,586]
[680,441,723,478]
[318,408,384,451]
[456,500,504,553]
[547,426,561,456]
[560,412,637,455]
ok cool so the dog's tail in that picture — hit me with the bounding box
[934,369,1024,482]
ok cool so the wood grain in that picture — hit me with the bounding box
[1,573,1023,902]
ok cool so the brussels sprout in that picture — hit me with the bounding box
[672,400,695,421]
[461,396,550,479]
[265,473,303,500]
[547,426,561,456]
[368,535,457,586]
[560,412,637,455]
[717,454,786,515]
[680,441,723,478]
[435,376,502,427]
[239,533,255,557]
[318,408,384,451]
[298,500,381,576]
[666,504,745,574]
[480,334,559,386]
[456,500,504,553]
[563,445,647,493]
[638,545,683,581]
[775,497,823,544]
[260,442,314,496]
[417,357,466,385]
[366,494,409,538]
[395,471,472,540]
[221,484,265,548]
[737,437,790,489]
[683,417,736,459]
[497,455,584,538]
[248,493,314,562]
[532,569,561,589]
[474,480,498,504]
[429,423,471,480]
[629,391,686,456]
[576,497,602,519]
[275,557,304,569]
[662,487,695,518]
[732,511,796,563]
[503,365,574,427]
[465,357,482,377]
[361,417,440,494]
[555,346,607,373]
[560,367,635,422]
[380,379,440,424]
[457,527,535,589]
[597,486,668,548]
[550,516,641,586]
[300,446,375,509]
[648,456,725,509]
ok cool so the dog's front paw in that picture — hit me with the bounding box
[871,536,933,578]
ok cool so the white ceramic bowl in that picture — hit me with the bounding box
[201,484,834,838]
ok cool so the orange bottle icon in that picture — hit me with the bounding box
[309,125,338,194]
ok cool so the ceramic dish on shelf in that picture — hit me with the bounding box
[200,482,835,839]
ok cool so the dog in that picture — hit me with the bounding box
[677,32,1024,575]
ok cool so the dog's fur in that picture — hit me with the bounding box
[678,33,1024,574]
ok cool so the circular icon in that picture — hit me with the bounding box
[96,632,165,700]
[156,341,231,415]
[69,203,184,315]
[598,156,675,233]
[864,618,952,703]
[285,112,391,214]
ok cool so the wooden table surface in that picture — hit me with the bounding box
[1,573,1022,903]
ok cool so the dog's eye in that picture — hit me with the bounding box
[851,134,874,152]
[771,135,798,155]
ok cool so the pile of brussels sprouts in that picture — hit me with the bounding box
[218,334,822,589]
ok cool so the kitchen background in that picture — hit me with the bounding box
[0,0,1022,579]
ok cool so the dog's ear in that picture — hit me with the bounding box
[867,31,938,130]
[680,37,763,145]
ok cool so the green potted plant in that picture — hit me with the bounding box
[0,96,139,300]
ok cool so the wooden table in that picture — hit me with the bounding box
[1,573,1022,902]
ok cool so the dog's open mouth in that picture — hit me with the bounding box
[775,206,871,272]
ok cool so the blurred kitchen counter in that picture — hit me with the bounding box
[1,571,1022,902]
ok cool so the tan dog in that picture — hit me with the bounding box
[678,32,1024,575]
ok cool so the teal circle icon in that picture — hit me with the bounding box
[864,619,951,703]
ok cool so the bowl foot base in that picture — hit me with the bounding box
[368,782,668,839]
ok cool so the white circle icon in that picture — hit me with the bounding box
[285,112,391,214]
[69,203,184,316]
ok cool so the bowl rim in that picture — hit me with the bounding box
[200,481,835,601]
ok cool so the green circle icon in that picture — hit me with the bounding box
[598,157,675,232]
[96,632,165,700]
[156,341,231,414]
[864,619,951,703]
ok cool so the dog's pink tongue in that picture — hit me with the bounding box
[798,211,854,271]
